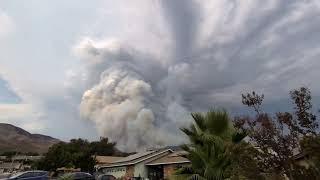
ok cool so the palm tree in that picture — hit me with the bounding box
[172,110,246,180]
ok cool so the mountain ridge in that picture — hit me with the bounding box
[0,123,60,154]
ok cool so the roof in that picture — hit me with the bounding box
[114,151,155,163]
[146,151,190,166]
[95,156,124,164]
[98,149,173,168]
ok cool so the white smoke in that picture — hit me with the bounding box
[72,0,320,151]
[80,68,168,150]
[75,38,186,151]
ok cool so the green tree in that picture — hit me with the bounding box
[34,138,117,173]
[1,151,21,158]
[172,110,248,180]
[90,137,116,156]
[300,135,320,175]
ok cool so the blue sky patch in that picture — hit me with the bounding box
[0,77,21,103]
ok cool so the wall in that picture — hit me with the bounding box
[99,165,137,179]
[163,165,175,180]
[100,166,126,179]
[125,165,134,178]
[163,163,190,180]
[132,150,172,178]
[134,162,148,178]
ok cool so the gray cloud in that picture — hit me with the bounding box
[160,0,200,59]
[0,11,14,38]
[72,0,320,151]
[0,77,21,103]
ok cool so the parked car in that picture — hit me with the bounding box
[7,171,48,180]
[96,174,116,180]
[58,172,93,180]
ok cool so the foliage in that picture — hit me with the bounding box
[300,135,320,174]
[58,173,74,180]
[90,137,116,156]
[0,151,21,157]
[0,151,39,157]
[33,137,117,173]
[290,88,318,134]
[226,142,264,180]
[173,110,251,180]
[25,152,40,156]
[234,87,320,179]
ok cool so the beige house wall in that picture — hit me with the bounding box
[134,162,148,178]
[100,166,126,178]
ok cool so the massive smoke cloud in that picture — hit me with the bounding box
[75,39,187,150]
[73,0,320,151]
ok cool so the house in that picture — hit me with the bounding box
[96,148,190,180]
[146,151,190,179]
[0,155,42,175]
[0,162,22,173]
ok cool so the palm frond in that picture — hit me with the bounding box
[206,110,230,136]
[181,127,196,137]
[177,109,246,180]
[191,112,206,131]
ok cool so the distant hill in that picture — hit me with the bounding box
[0,123,60,154]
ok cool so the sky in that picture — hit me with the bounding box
[1,0,320,151]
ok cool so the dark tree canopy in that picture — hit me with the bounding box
[33,137,118,173]
[290,87,318,135]
[90,137,116,156]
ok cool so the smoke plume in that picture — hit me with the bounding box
[73,0,320,151]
